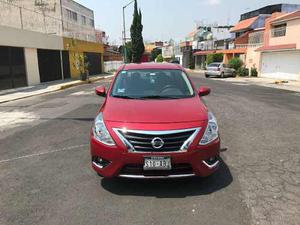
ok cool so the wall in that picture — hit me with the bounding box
[0,25,64,50]
[104,61,123,73]
[24,48,40,85]
[245,47,261,74]
[269,19,300,48]
[63,38,104,78]
[162,45,174,58]
[0,0,62,35]
[62,0,93,18]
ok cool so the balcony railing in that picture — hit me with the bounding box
[271,26,286,37]
[235,43,263,49]
[0,0,99,43]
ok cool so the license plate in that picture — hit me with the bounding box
[143,156,171,170]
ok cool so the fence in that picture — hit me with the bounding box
[104,61,123,73]
[0,0,98,42]
[235,44,263,49]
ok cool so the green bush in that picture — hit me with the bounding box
[206,53,223,65]
[228,57,243,71]
[251,67,258,77]
[150,48,162,61]
[156,54,164,63]
[237,67,249,77]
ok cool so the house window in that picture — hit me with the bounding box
[271,24,286,37]
[66,9,72,20]
[65,9,77,22]
[81,15,86,25]
[71,11,78,22]
[90,19,94,27]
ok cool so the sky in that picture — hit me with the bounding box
[76,0,300,44]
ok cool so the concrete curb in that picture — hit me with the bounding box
[0,75,114,104]
[60,75,114,90]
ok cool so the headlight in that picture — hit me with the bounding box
[93,113,115,146]
[199,112,219,145]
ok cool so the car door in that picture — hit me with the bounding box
[223,64,230,76]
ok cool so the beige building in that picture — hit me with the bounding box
[256,10,300,80]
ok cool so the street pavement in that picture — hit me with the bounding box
[0,73,299,225]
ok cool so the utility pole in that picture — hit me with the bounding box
[122,0,134,63]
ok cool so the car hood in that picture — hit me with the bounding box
[103,96,208,123]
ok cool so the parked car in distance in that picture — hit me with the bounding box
[205,62,236,78]
[170,59,180,64]
[91,63,221,179]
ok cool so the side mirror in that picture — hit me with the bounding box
[198,86,211,97]
[95,86,106,97]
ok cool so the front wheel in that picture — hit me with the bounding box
[205,74,209,78]
[220,72,225,78]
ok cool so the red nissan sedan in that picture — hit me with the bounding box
[90,63,220,179]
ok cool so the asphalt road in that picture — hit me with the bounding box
[0,73,299,225]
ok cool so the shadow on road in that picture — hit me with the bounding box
[100,159,232,198]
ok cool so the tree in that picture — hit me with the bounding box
[124,42,133,63]
[130,0,145,63]
[156,54,164,63]
[228,57,243,71]
[206,53,223,65]
[150,48,162,61]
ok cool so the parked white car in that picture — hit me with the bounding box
[205,63,236,78]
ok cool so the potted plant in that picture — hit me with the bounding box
[73,53,90,81]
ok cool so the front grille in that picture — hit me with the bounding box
[114,128,199,152]
[120,164,193,176]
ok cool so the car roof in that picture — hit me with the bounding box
[122,62,183,71]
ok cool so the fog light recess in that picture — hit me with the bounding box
[92,156,110,169]
[203,156,220,168]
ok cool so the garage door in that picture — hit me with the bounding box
[0,46,27,90]
[37,49,62,83]
[84,52,102,76]
[261,51,300,80]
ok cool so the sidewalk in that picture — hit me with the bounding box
[0,74,114,104]
[222,76,300,93]
[188,69,300,93]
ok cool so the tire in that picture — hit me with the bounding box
[220,72,225,78]
[205,74,209,78]
[232,71,237,77]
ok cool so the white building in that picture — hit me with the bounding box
[0,0,103,91]
[61,0,96,42]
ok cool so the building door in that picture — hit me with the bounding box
[0,46,27,90]
[261,51,300,80]
[84,52,102,76]
[37,49,62,83]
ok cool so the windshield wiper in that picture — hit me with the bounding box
[139,95,181,99]
[112,95,140,99]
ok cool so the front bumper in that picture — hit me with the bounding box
[90,136,220,179]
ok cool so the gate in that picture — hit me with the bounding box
[0,46,27,90]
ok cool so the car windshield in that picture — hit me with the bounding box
[208,63,221,67]
[111,69,194,99]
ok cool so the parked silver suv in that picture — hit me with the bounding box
[205,63,236,78]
